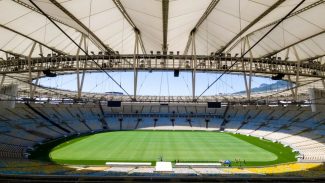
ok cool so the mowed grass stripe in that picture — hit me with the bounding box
[49,131,295,166]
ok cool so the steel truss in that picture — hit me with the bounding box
[0,54,324,78]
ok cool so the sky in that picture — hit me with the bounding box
[36,71,281,96]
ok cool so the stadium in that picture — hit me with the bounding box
[0,0,325,182]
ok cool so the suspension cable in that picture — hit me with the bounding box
[196,0,306,100]
[29,0,133,100]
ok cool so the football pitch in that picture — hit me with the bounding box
[49,131,296,166]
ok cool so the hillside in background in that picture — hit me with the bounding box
[234,80,292,94]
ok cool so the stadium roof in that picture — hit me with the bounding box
[0,0,324,61]
[0,0,325,102]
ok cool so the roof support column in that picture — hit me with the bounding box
[191,32,197,101]
[287,75,296,98]
[1,54,9,84]
[31,72,41,98]
[322,79,325,89]
[0,74,5,87]
[133,32,140,101]
[242,37,253,101]
[248,54,253,101]
[79,68,87,99]
[28,42,37,99]
[247,37,253,101]
[79,37,89,97]
[31,44,44,98]
[0,52,6,86]
[284,49,296,98]
[292,46,301,101]
[76,34,84,99]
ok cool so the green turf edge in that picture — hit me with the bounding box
[30,130,297,167]
[228,133,297,166]
[29,132,96,162]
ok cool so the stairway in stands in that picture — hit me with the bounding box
[220,104,230,131]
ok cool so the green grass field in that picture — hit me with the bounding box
[49,131,297,166]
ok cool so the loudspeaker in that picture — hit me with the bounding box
[207,102,221,108]
[43,69,57,77]
[107,101,121,107]
[174,69,179,77]
[271,73,285,80]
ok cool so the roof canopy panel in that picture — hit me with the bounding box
[194,0,279,55]
[276,33,325,61]
[0,0,322,62]
[234,2,325,59]
[167,0,211,52]
[120,0,162,52]
[242,0,322,37]
[0,0,80,55]
[57,0,135,54]
[17,0,114,53]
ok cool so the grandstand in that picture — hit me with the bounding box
[0,0,325,182]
